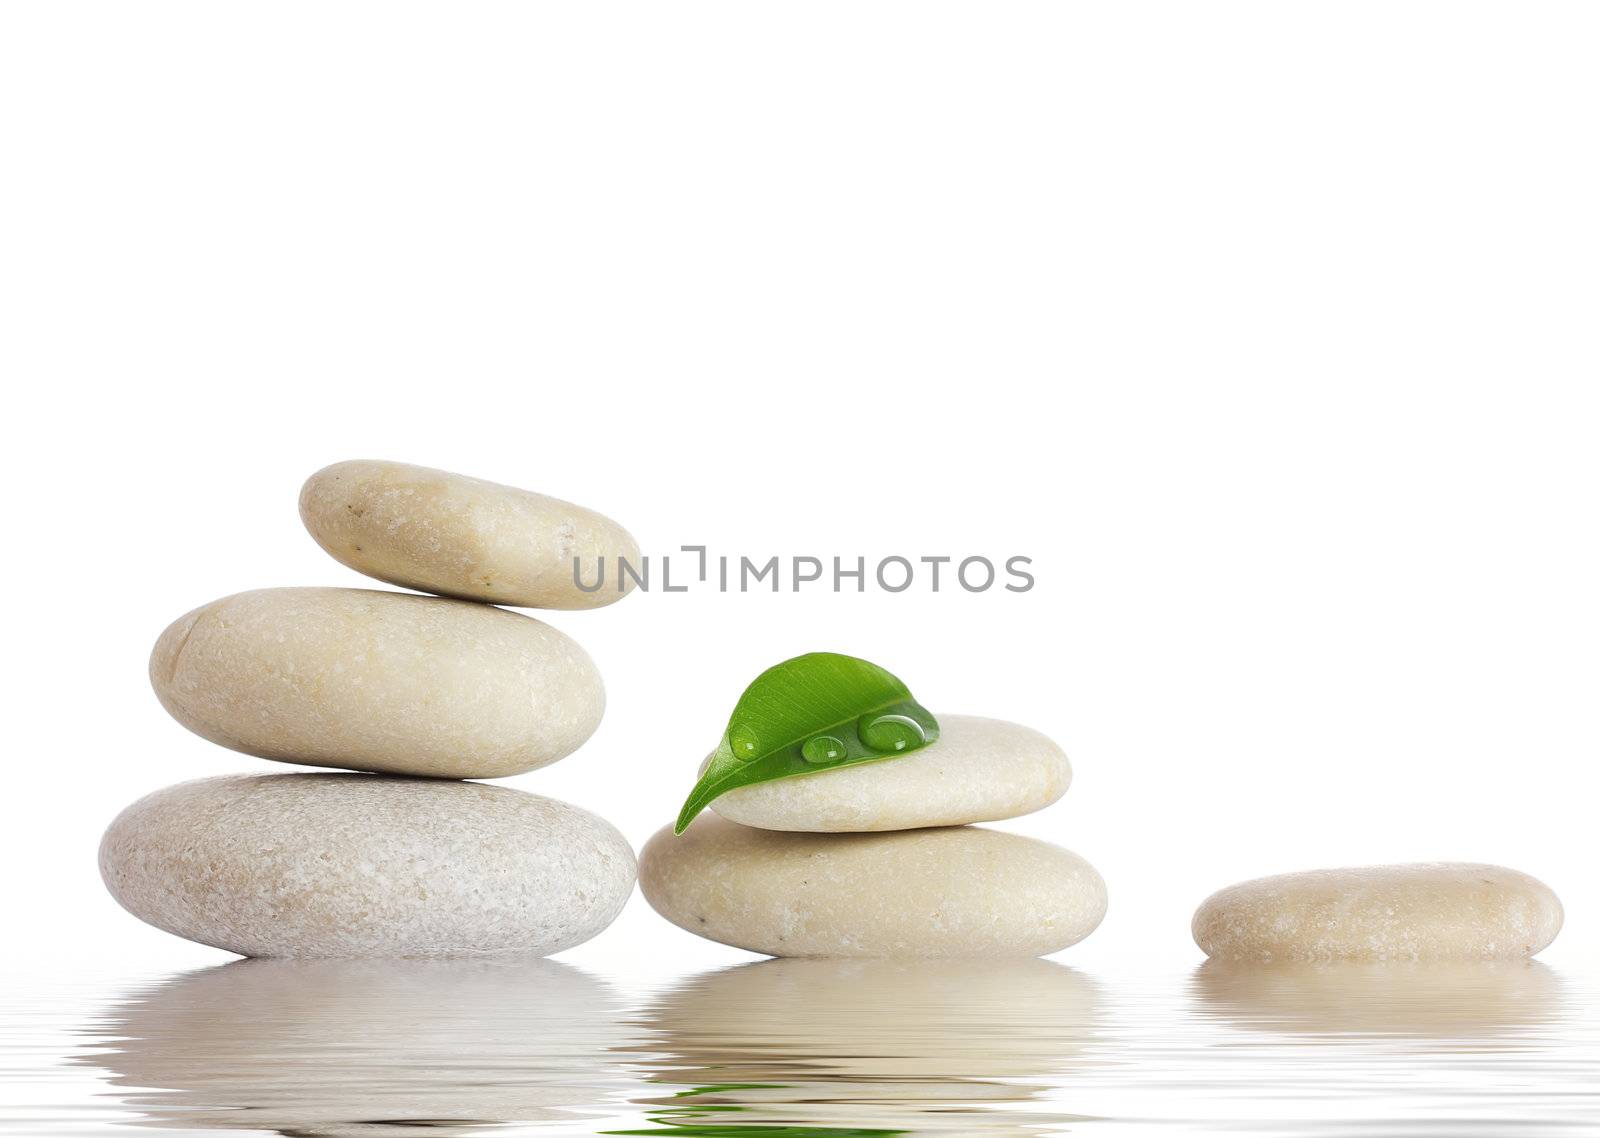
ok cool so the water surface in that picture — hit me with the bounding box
[1,957,1595,1136]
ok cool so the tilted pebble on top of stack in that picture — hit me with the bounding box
[299,458,640,609]
[102,461,640,958]
[640,658,1107,958]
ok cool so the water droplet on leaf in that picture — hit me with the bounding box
[860,714,928,753]
[729,725,761,760]
[801,735,847,764]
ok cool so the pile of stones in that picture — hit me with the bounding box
[640,714,1109,956]
[100,458,1564,966]
[100,460,641,958]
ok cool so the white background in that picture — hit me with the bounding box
[1,2,1596,985]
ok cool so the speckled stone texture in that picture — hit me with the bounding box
[299,459,640,610]
[100,774,637,958]
[92,957,630,1135]
[640,815,1107,957]
[709,714,1071,832]
[150,587,604,778]
[1191,863,1563,961]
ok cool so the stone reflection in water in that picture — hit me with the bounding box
[83,957,634,1137]
[621,957,1102,1136]
[1191,959,1566,1041]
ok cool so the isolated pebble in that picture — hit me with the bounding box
[1192,863,1563,961]
[640,816,1106,957]
[92,957,630,1136]
[150,587,603,778]
[100,774,636,958]
[300,459,640,609]
[709,714,1071,832]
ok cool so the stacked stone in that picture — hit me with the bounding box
[639,715,1108,957]
[101,460,640,959]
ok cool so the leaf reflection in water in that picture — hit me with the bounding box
[619,957,1104,1136]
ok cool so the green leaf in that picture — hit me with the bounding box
[673,652,939,834]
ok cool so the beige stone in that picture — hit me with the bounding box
[299,459,640,609]
[709,714,1070,832]
[89,957,631,1136]
[1191,863,1563,962]
[640,816,1106,957]
[150,587,603,778]
[100,774,636,958]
